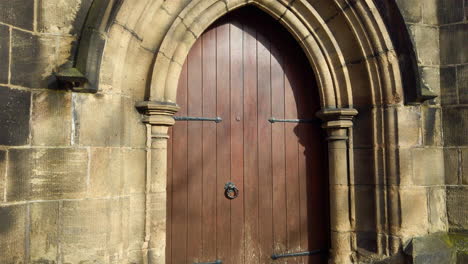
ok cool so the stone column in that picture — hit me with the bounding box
[317,108,358,264]
[136,101,180,264]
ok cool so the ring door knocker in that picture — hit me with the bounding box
[224,182,239,200]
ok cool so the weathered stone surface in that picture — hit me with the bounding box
[395,0,422,23]
[353,149,376,185]
[128,195,145,251]
[447,186,468,230]
[6,148,88,201]
[405,233,456,264]
[60,198,128,263]
[400,187,429,234]
[0,151,5,201]
[409,24,439,66]
[353,107,374,148]
[123,149,146,195]
[440,66,457,105]
[444,148,460,185]
[30,201,59,263]
[74,94,145,147]
[421,0,438,25]
[438,0,465,24]
[0,24,9,84]
[443,107,468,146]
[427,187,448,232]
[0,204,26,263]
[457,64,468,104]
[0,86,31,146]
[462,149,468,185]
[412,148,444,185]
[355,186,376,232]
[0,0,34,30]
[89,147,123,197]
[38,0,94,35]
[420,66,440,105]
[32,91,72,146]
[11,30,57,88]
[422,107,442,146]
[397,106,422,147]
[440,24,468,65]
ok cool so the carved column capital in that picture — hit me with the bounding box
[136,100,180,126]
[316,108,358,129]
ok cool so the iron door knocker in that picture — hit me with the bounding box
[224,182,239,199]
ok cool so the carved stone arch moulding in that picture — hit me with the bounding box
[121,0,411,263]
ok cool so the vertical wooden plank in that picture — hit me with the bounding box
[270,32,288,259]
[243,22,259,264]
[187,35,203,263]
[216,22,232,264]
[202,27,218,262]
[172,62,188,264]
[256,22,273,263]
[229,20,245,264]
[284,49,301,263]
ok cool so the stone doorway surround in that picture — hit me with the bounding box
[131,1,404,263]
[75,0,412,263]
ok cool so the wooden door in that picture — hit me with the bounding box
[167,7,328,264]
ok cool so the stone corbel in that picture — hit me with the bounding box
[136,100,179,263]
[317,108,358,264]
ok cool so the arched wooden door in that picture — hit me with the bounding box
[167,7,329,264]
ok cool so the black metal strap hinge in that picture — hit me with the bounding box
[271,249,326,260]
[175,116,222,123]
[268,117,320,124]
[194,260,222,264]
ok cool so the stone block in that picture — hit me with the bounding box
[420,67,440,105]
[60,199,109,263]
[29,201,59,262]
[399,148,413,186]
[37,0,94,35]
[443,107,468,146]
[89,147,123,197]
[356,232,378,253]
[462,149,468,185]
[422,107,442,146]
[74,94,145,147]
[438,0,465,24]
[11,29,57,88]
[397,106,422,147]
[444,148,460,185]
[440,66,457,105]
[422,0,438,24]
[6,148,88,201]
[128,195,145,251]
[440,24,468,65]
[0,0,34,30]
[447,186,468,230]
[409,25,439,66]
[0,86,31,146]
[405,233,456,264]
[400,187,429,234]
[395,0,422,23]
[31,91,72,146]
[353,107,374,148]
[0,24,9,84]
[412,148,444,186]
[355,186,376,232]
[0,151,5,201]
[353,149,375,185]
[122,149,146,195]
[0,204,26,263]
[457,65,468,104]
[427,187,448,232]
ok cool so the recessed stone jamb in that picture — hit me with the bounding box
[317,108,358,264]
[136,100,180,263]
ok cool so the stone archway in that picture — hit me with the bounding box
[79,0,413,263]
